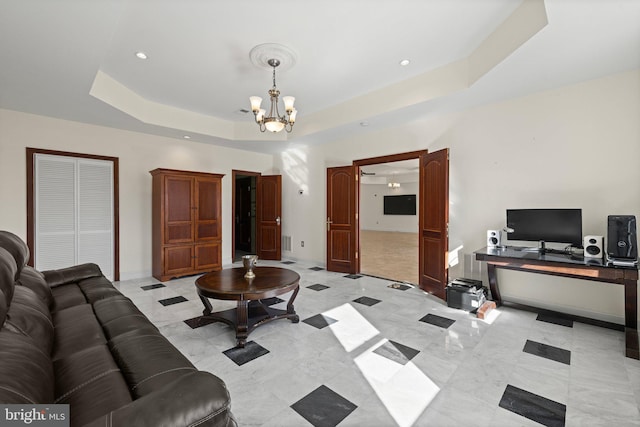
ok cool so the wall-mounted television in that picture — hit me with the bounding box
[506,208,582,246]
[384,194,416,215]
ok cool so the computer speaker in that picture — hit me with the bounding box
[583,235,603,258]
[487,230,501,248]
[607,215,637,260]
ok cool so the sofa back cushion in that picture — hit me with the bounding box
[17,266,53,308]
[0,247,17,326]
[0,231,29,280]
[4,286,54,356]
[0,329,55,404]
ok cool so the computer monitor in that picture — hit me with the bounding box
[506,208,582,246]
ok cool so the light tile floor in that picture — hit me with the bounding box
[114,259,640,427]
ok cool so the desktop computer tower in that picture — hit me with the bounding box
[607,215,637,260]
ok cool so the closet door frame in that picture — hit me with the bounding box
[26,148,120,280]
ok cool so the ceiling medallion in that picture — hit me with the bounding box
[249,44,297,133]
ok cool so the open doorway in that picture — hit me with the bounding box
[233,171,258,262]
[359,159,420,284]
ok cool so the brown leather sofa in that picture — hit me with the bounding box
[0,231,236,426]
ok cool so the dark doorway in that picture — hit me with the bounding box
[233,172,257,261]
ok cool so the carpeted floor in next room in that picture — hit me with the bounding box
[114,259,640,427]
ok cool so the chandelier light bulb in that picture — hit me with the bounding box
[289,109,297,123]
[265,120,285,133]
[283,96,295,113]
[249,96,262,112]
[256,109,265,123]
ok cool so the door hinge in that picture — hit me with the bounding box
[355,213,358,220]
[355,174,358,182]
[355,251,358,259]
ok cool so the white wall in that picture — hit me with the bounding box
[360,182,419,232]
[0,109,274,279]
[277,69,640,325]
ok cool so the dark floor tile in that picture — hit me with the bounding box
[184,316,219,329]
[281,260,296,265]
[374,340,419,365]
[536,313,573,328]
[158,296,188,306]
[223,341,269,366]
[419,313,456,329]
[388,283,412,291]
[353,296,381,307]
[307,284,330,291]
[523,340,571,365]
[309,266,325,271]
[344,274,363,279]
[303,314,338,329]
[499,384,566,427]
[141,283,165,290]
[258,297,285,306]
[291,385,357,427]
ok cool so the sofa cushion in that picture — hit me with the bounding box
[43,263,102,288]
[0,329,54,404]
[17,265,53,308]
[83,371,235,427]
[51,284,87,312]
[109,331,197,398]
[52,304,107,361]
[54,345,133,426]
[4,286,54,355]
[94,297,159,339]
[79,275,124,303]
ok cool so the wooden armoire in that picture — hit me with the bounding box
[150,168,223,281]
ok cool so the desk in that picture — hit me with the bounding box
[475,247,639,359]
[195,267,300,348]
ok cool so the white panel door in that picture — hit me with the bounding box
[35,154,114,280]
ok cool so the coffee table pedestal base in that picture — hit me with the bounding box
[199,294,299,348]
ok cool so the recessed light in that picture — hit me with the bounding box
[399,59,410,66]
[183,135,191,139]
[135,51,148,60]
[360,122,369,127]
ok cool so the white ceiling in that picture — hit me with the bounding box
[1,0,639,154]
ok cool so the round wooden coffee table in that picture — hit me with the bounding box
[195,266,300,347]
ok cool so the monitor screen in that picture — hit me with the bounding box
[384,194,416,215]
[506,208,582,245]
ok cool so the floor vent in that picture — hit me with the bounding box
[282,235,292,252]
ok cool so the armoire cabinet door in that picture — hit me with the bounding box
[164,245,194,276]
[195,177,221,241]
[165,176,194,244]
[194,242,221,271]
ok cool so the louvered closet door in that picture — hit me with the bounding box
[35,154,114,280]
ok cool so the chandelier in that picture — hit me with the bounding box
[249,58,297,133]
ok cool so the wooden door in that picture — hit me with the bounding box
[326,166,359,273]
[165,175,194,244]
[257,175,282,260]
[419,148,450,299]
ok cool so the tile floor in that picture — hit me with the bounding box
[114,259,640,427]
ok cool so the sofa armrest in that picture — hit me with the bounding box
[42,263,104,288]
[83,371,236,427]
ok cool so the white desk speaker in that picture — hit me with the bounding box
[487,230,501,248]
[584,235,604,258]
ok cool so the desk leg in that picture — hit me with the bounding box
[235,300,249,348]
[487,264,502,306]
[624,278,639,359]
